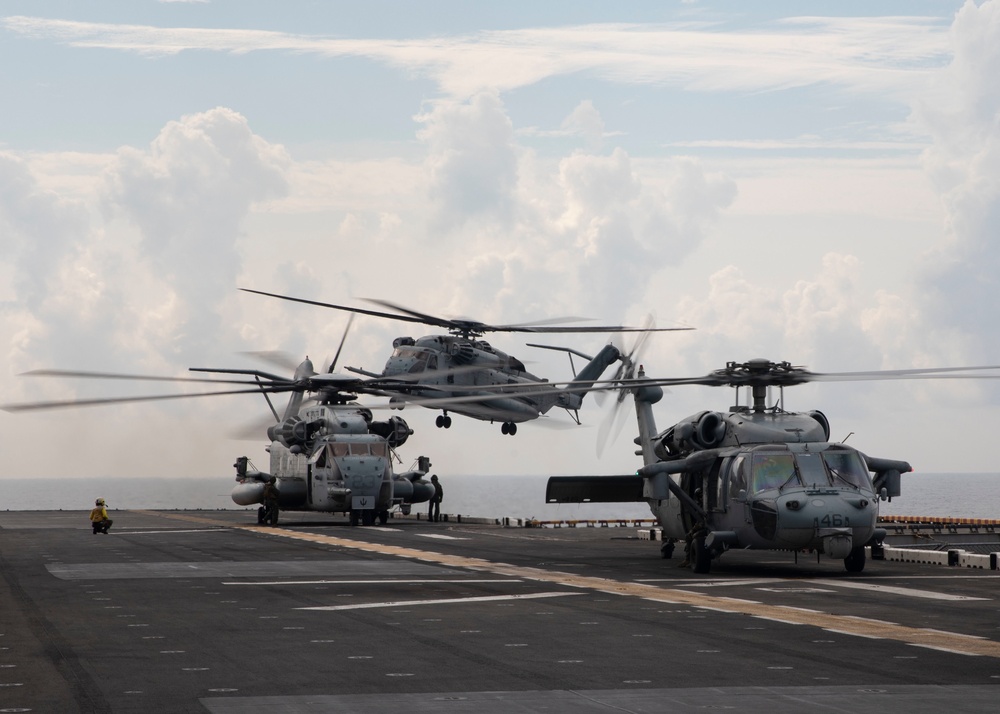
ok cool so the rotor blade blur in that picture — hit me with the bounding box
[23,369,274,386]
[240,288,434,327]
[361,298,457,329]
[328,313,356,373]
[1,386,292,413]
[807,365,1000,381]
[238,350,300,372]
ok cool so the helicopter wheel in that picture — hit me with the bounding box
[660,541,675,559]
[691,536,712,574]
[257,506,266,525]
[844,546,866,573]
[501,421,517,435]
[361,510,376,527]
[444,416,452,428]
[349,510,360,527]
[378,510,389,526]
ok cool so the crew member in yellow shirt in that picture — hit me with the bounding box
[89,498,113,534]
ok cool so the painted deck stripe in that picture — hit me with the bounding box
[145,513,1000,659]
[300,592,582,611]
[810,579,989,601]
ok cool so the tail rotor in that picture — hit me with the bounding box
[597,315,654,456]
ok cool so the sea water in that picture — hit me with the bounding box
[3,472,999,521]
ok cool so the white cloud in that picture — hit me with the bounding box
[2,15,951,98]
[910,0,1000,364]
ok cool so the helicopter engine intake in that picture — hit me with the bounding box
[655,411,727,457]
[268,416,325,452]
[368,415,413,447]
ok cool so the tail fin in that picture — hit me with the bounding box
[553,344,622,412]
[280,357,315,421]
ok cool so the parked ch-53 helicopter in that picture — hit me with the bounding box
[241,288,692,435]
[2,351,440,526]
[547,357,1000,574]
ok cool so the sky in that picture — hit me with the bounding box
[2,0,999,487]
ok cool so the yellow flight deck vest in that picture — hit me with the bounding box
[90,507,108,522]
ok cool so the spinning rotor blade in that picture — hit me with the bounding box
[627,361,1000,390]
[597,317,654,456]
[238,351,301,372]
[328,313,356,373]
[22,368,272,386]
[1,387,291,413]
[241,288,437,328]
[243,287,693,336]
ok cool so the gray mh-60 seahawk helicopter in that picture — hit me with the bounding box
[3,353,437,527]
[548,357,1000,574]
[241,288,691,435]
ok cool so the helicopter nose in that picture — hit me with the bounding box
[773,491,876,550]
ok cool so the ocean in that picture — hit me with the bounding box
[3,472,999,521]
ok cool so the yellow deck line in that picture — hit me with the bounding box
[133,512,1000,658]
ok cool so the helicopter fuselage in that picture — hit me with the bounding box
[232,394,433,525]
[377,335,620,432]
[547,365,911,574]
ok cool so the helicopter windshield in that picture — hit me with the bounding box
[750,453,796,493]
[750,449,873,494]
[822,450,871,490]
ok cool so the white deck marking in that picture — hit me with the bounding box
[810,579,989,601]
[300,591,582,611]
[144,513,1000,659]
[652,578,776,587]
[910,643,982,656]
[223,579,519,586]
[416,534,470,540]
[116,529,229,535]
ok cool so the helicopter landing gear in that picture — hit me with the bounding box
[501,421,517,435]
[258,503,278,526]
[660,540,676,559]
[844,546,866,573]
[691,535,712,574]
[378,510,389,526]
[436,413,452,429]
[349,510,360,527]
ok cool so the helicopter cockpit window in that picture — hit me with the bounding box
[750,453,796,493]
[407,350,429,373]
[823,451,872,490]
[331,443,350,457]
[370,442,387,457]
[796,452,831,488]
[509,357,526,372]
[349,443,370,456]
[729,456,748,500]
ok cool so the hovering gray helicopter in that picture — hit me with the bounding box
[547,358,1000,574]
[3,355,436,526]
[241,288,691,435]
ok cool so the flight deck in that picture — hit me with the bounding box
[2,509,999,713]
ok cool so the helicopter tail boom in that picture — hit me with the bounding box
[547,344,622,412]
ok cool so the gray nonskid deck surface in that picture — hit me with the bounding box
[2,510,999,714]
[199,686,1000,714]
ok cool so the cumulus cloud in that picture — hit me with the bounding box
[410,94,736,324]
[912,0,1000,364]
[417,92,519,229]
[104,107,289,362]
